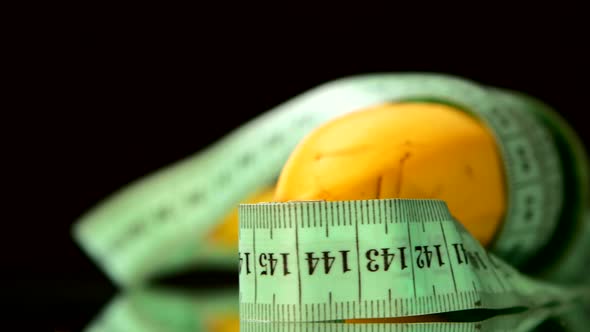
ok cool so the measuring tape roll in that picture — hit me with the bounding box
[72,73,588,286]
[238,199,587,322]
[497,89,590,282]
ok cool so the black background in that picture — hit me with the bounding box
[8,9,590,331]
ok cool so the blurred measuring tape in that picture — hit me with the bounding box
[72,73,589,287]
[84,287,239,332]
[83,286,590,332]
[238,199,589,322]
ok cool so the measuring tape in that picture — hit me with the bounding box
[72,73,589,287]
[240,300,587,332]
[238,199,588,322]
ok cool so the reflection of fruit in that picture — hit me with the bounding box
[206,314,240,332]
[208,187,275,248]
[347,315,445,323]
[275,102,506,247]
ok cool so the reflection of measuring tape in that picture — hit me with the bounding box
[84,287,238,332]
[83,286,589,332]
[72,73,589,286]
[238,199,588,322]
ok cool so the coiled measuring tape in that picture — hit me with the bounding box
[238,199,588,322]
[72,73,589,288]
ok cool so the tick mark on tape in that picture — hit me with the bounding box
[472,281,482,306]
[354,203,362,302]
[325,204,330,237]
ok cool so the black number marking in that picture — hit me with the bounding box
[258,253,291,276]
[239,252,252,274]
[415,245,445,268]
[305,251,352,275]
[365,248,403,272]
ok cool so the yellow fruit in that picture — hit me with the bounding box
[275,102,506,247]
[275,102,505,323]
[208,187,275,248]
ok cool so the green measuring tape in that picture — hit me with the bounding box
[240,300,588,332]
[72,73,589,290]
[240,303,588,332]
[238,199,587,322]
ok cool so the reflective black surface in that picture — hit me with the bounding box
[16,10,590,332]
[82,285,589,332]
[21,265,587,331]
